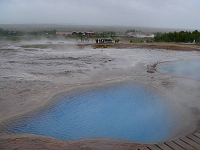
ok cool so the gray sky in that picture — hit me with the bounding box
[0,0,200,29]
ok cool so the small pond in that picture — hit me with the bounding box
[159,59,200,80]
[0,81,181,143]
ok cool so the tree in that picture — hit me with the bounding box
[154,30,200,43]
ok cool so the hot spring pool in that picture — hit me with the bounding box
[0,81,181,143]
[159,59,200,80]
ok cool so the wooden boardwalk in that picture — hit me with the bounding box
[137,131,200,150]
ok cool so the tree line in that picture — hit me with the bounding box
[0,28,57,36]
[154,30,200,43]
[1,27,200,43]
[0,28,118,38]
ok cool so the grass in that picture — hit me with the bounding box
[20,44,76,49]
[21,43,94,49]
[21,44,51,49]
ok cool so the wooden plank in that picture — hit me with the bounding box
[180,137,200,149]
[156,143,173,150]
[165,141,185,150]
[187,134,200,145]
[137,147,150,150]
[173,138,195,150]
[147,144,161,150]
[193,132,200,138]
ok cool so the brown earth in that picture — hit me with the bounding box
[0,134,146,150]
[92,42,200,51]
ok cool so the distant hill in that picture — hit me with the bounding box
[0,24,196,33]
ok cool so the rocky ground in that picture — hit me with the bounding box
[0,41,200,149]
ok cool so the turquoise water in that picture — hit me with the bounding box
[159,59,200,80]
[0,81,179,142]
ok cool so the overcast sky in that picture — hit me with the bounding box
[0,0,200,29]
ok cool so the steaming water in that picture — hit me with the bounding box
[0,81,180,142]
[159,59,200,80]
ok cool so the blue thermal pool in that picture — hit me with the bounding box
[159,59,200,80]
[0,81,181,142]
